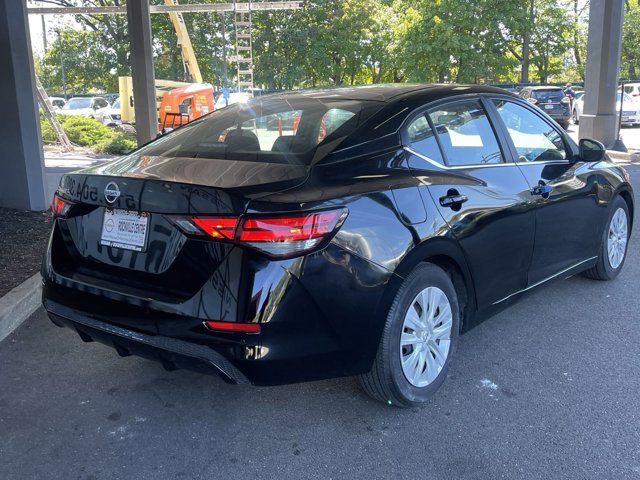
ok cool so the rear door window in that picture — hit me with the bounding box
[427,100,504,166]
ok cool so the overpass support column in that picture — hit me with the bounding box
[126,0,157,145]
[580,0,624,148]
[0,0,47,210]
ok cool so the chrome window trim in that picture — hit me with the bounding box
[492,256,598,305]
[514,160,573,167]
[404,146,518,170]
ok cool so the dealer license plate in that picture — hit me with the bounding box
[544,104,554,110]
[100,208,149,252]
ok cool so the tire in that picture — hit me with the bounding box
[359,263,460,407]
[559,120,570,130]
[583,196,630,281]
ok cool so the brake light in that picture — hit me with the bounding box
[561,96,570,104]
[190,208,348,258]
[204,320,261,333]
[50,194,71,218]
[191,217,237,240]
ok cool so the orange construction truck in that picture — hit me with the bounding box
[158,83,215,131]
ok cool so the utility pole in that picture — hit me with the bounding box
[58,29,66,99]
[41,14,47,50]
[222,12,228,87]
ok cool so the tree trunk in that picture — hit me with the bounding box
[572,0,582,71]
[521,0,535,84]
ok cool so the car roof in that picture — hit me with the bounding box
[526,86,564,90]
[265,84,514,104]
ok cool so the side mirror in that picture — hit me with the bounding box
[579,138,606,162]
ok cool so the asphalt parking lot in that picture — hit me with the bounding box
[1,165,639,480]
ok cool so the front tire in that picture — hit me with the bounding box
[359,263,460,407]
[583,196,630,281]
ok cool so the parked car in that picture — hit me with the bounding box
[214,91,250,110]
[59,96,110,119]
[573,92,640,127]
[95,98,122,127]
[49,97,66,110]
[518,86,571,128]
[44,85,633,407]
[621,82,640,99]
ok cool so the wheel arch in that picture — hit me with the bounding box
[388,236,477,333]
[617,186,635,231]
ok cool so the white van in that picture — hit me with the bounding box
[621,83,640,98]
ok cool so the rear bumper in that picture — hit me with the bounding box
[45,300,251,384]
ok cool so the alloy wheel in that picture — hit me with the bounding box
[607,207,628,269]
[400,286,453,388]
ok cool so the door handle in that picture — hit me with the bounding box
[439,193,468,208]
[530,181,552,197]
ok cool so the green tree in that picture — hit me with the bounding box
[622,0,640,80]
[41,29,120,93]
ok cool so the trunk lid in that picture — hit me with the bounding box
[51,155,309,305]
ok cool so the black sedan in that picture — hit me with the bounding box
[43,85,634,407]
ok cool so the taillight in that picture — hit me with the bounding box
[191,217,237,240]
[189,208,348,258]
[561,96,570,104]
[50,194,72,218]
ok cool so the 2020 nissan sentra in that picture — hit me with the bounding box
[43,85,634,407]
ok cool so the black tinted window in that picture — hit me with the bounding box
[136,97,380,165]
[405,114,444,165]
[427,100,504,166]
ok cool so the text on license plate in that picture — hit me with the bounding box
[100,208,149,252]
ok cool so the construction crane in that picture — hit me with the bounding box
[164,0,203,84]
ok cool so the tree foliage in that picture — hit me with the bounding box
[35,0,637,94]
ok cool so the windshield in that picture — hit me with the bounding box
[617,93,633,103]
[112,99,120,109]
[63,98,92,109]
[134,96,380,165]
[533,89,564,102]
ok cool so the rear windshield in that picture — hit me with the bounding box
[64,98,92,109]
[532,89,564,103]
[138,96,381,165]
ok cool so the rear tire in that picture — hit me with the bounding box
[583,196,630,281]
[359,263,460,407]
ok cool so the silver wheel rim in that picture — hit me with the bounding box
[400,286,453,388]
[607,207,628,269]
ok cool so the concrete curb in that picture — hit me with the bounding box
[0,273,42,342]
[606,150,640,163]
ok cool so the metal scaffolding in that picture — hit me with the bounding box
[233,1,254,93]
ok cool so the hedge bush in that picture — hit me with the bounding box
[40,113,137,155]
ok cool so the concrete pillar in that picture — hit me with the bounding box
[126,0,157,145]
[579,0,624,147]
[0,0,48,210]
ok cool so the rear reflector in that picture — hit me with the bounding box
[204,320,261,333]
[190,208,348,258]
[50,194,71,218]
